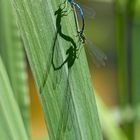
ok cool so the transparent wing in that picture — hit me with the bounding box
[76,0,96,19]
[85,39,107,67]
[81,4,96,19]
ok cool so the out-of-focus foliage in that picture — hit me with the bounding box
[0,56,28,140]
[115,0,140,140]
[0,0,29,138]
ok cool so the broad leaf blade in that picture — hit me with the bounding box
[11,0,102,139]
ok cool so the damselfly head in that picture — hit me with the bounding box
[80,34,86,44]
[77,31,86,44]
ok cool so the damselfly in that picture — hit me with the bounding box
[66,0,107,66]
[54,1,106,68]
[63,0,85,43]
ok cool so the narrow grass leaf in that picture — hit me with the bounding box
[0,0,30,135]
[0,56,28,140]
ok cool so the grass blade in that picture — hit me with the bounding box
[0,56,28,140]
[11,0,103,139]
[0,0,30,136]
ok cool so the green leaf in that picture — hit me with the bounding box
[11,0,102,139]
[0,56,28,140]
[0,0,30,135]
